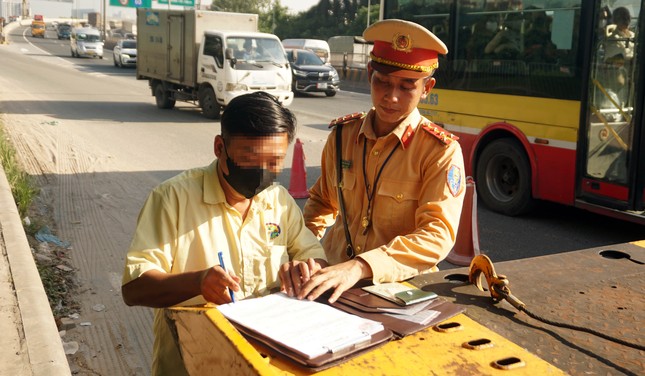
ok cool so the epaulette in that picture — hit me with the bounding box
[420,121,459,145]
[328,112,366,129]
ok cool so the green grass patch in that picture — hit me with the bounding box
[0,123,78,317]
[0,125,39,216]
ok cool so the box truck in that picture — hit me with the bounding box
[136,9,293,119]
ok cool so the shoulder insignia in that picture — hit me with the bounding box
[421,121,459,145]
[328,112,367,129]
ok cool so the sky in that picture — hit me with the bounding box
[279,0,318,14]
[25,0,320,19]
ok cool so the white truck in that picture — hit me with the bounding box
[136,9,293,119]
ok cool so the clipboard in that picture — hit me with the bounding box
[234,323,393,371]
[217,293,394,371]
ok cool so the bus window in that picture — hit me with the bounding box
[585,2,640,185]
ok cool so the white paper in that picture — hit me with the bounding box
[217,293,384,359]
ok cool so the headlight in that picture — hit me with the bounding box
[226,83,249,92]
[121,54,131,59]
[279,85,290,91]
[331,70,339,79]
[293,69,308,77]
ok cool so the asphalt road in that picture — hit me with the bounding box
[1,23,643,375]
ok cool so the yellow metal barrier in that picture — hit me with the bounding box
[167,307,566,375]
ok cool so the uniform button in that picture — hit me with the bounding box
[396,193,404,200]
[373,150,379,156]
[355,246,362,252]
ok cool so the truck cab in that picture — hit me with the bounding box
[198,31,293,115]
[31,21,45,38]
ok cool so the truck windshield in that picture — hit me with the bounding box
[227,37,287,64]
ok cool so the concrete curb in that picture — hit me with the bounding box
[0,166,71,376]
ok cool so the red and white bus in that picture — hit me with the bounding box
[379,0,644,224]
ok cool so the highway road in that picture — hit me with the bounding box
[1,24,643,375]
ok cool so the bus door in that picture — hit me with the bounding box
[579,0,644,219]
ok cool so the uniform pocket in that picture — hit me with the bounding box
[266,245,289,286]
[336,170,356,191]
[374,178,420,232]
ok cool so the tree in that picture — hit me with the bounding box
[208,0,377,41]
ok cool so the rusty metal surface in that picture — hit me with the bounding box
[410,242,645,376]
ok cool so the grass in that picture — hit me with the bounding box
[0,122,79,318]
[0,125,39,217]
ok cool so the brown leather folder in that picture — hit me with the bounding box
[331,287,466,338]
[232,322,393,371]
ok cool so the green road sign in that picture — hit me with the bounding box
[109,0,152,8]
[157,0,195,6]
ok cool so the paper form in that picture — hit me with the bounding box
[217,293,384,359]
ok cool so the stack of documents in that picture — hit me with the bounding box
[217,293,385,359]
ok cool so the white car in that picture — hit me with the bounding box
[113,39,137,68]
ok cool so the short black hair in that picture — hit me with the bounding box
[220,92,296,143]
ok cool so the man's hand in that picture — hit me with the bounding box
[200,266,241,304]
[298,258,372,303]
[279,258,327,297]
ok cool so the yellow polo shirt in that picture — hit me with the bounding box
[123,160,326,376]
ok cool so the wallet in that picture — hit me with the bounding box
[362,282,438,306]
[332,287,466,338]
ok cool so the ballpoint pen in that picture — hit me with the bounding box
[217,251,236,303]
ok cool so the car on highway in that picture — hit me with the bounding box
[71,27,104,59]
[30,21,45,38]
[282,38,331,63]
[285,48,340,97]
[57,23,72,40]
[113,39,137,68]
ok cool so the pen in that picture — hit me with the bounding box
[217,251,236,303]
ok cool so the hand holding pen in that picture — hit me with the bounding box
[199,252,240,304]
[218,251,236,303]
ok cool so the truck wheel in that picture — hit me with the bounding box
[475,138,534,216]
[154,84,175,109]
[199,87,221,119]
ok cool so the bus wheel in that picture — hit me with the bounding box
[154,84,175,109]
[199,87,221,119]
[476,139,534,216]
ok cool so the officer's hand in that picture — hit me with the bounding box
[200,266,240,304]
[279,258,327,297]
[298,259,372,303]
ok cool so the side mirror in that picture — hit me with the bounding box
[225,47,234,59]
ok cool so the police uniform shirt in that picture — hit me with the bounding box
[304,108,465,283]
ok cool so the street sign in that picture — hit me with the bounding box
[157,0,195,6]
[109,0,152,8]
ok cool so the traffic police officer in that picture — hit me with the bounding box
[299,19,466,303]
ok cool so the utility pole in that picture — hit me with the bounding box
[21,0,28,18]
[102,0,107,40]
[366,0,370,28]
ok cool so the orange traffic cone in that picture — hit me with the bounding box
[446,177,480,266]
[288,138,310,199]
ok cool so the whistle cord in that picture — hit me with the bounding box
[518,306,645,351]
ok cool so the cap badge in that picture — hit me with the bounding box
[392,33,413,53]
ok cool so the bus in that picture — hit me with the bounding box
[379,0,644,224]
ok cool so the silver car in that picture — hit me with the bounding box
[113,39,137,68]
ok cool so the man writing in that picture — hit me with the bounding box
[121,92,327,375]
[300,19,465,303]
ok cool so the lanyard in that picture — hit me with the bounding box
[361,138,400,235]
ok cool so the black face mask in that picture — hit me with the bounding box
[222,146,277,198]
